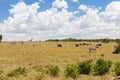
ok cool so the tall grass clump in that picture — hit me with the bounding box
[94,58,112,75]
[77,60,92,75]
[65,64,78,79]
[115,62,120,76]
[7,67,26,77]
[47,66,59,77]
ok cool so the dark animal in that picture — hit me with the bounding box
[33,45,35,47]
[96,43,102,46]
[57,44,62,47]
[75,44,79,47]
[95,45,100,48]
[79,43,91,46]
[21,41,24,44]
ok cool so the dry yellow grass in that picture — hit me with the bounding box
[0,41,119,80]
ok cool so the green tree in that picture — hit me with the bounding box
[0,35,2,42]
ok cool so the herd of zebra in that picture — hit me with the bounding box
[57,43,102,52]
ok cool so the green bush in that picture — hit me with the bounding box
[115,62,120,76]
[94,58,112,75]
[113,45,120,54]
[65,64,78,79]
[47,66,59,77]
[78,60,92,75]
[7,67,26,77]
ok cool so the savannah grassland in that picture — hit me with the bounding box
[0,41,119,80]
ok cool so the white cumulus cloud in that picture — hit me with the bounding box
[52,0,68,9]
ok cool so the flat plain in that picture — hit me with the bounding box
[0,41,119,80]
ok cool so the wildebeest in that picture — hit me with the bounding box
[32,45,35,47]
[79,43,91,46]
[96,43,102,46]
[57,44,62,47]
[95,45,100,48]
[95,43,102,49]
[89,47,96,52]
[75,44,79,47]
[21,41,24,44]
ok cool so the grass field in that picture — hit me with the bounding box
[0,41,119,80]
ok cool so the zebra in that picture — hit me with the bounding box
[89,47,96,52]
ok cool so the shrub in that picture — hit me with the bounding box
[78,60,92,75]
[115,62,120,76]
[113,45,120,54]
[94,58,112,75]
[65,64,78,79]
[47,66,59,77]
[7,67,26,77]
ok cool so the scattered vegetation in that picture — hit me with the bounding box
[32,65,43,72]
[7,67,26,77]
[94,58,112,75]
[65,64,78,79]
[115,62,120,76]
[47,66,59,77]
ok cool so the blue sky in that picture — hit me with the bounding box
[0,0,120,41]
[0,0,118,22]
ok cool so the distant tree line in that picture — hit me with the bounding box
[0,34,2,42]
[45,38,120,43]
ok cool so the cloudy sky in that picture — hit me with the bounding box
[0,0,120,41]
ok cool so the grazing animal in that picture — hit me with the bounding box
[79,43,91,46]
[96,43,102,46]
[57,44,62,47]
[75,44,79,47]
[32,45,35,47]
[89,47,96,52]
[21,41,24,44]
[28,38,33,42]
[95,45,100,48]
